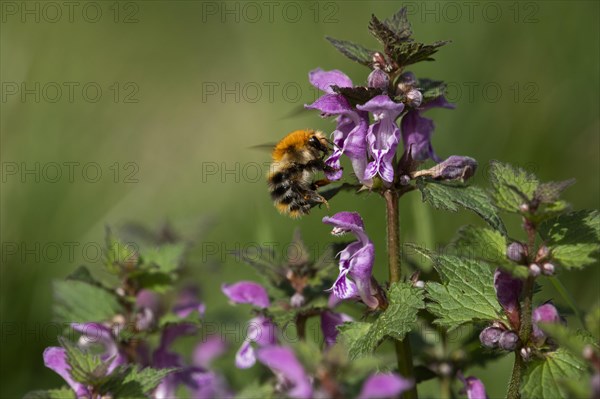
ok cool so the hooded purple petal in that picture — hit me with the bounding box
[400,110,439,162]
[322,212,368,244]
[357,95,404,183]
[43,347,90,397]
[459,375,489,399]
[309,68,353,93]
[494,269,523,314]
[321,310,352,347]
[235,316,277,369]
[173,286,206,319]
[189,369,233,399]
[235,340,257,369]
[193,335,228,369]
[358,373,413,399]
[136,290,162,331]
[222,281,270,308]
[305,93,352,116]
[257,346,313,399]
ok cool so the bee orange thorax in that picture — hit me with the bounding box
[271,129,315,162]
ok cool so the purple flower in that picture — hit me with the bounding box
[306,69,370,185]
[479,326,503,349]
[222,281,277,368]
[532,303,561,344]
[153,323,198,398]
[72,322,126,374]
[188,369,233,399]
[323,212,378,309]
[43,347,90,397]
[136,289,162,331]
[506,242,528,264]
[400,95,453,162]
[222,281,270,308]
[356,95,404,183]
[498,331,520,351]
[358,373,413,399]
[367,69,389,91]
[256,346,313,399]
[320,310,352,347]
[193,335,228,369]
[494,269,523,315]
[172,286,206,318]
[459,374,489,399]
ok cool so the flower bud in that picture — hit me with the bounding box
[399,174,411,186]
[520,347,532,361]
[536,245,550,262]
[506,242,528,264]
[529,263,541,277]
[414,280,425,289]
[479,326,502,349]
[290,292,305,308]
[532,303,561,344]
[396,72,417,95]
[411,156,478,181]
[519,203,530,213]
[405,89,423,108]
[367,68,389,91]
[499,331,519,351]
[372,52,387,69]
[542,262,555,276]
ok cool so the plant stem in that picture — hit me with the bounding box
[384,189,418,399]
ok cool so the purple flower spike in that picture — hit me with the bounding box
[43,347,90,397]
[358,373,413,399]
[321,310,352,347]
[323,212,378,309]
[532,303,561,343]
[309,68,352,93]
[257,346,313,399]
[173,286,206,318]
[357,95,404,183]
[459,374,489,399]
[222,281,270,308]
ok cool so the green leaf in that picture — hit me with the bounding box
[488,161,538,213]
[98,365,177,397]
[53,280,122,323]
[66,265,102,286]
[417,179,506,235]
[539,323,598,359]
[383,7,412,41]
[417,78,447,105]
[140,243,185,274]
[331,86,383,107]
[534,179,575,204]
[60,337,106,385]
[451,226,529,278]
[104,230,139,273]
[325,36,375,66]
[24,387,76,399]
[521,348,587,399]
[539,210,600,269]
[157,311,202,329]
[585,304,600,340]
[419,250,502,329]
[338,283,424,359]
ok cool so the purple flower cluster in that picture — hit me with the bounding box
[305,68,462,187]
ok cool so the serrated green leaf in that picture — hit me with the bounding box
[539,210,600,269]
[488,161,538,213]
[331,86,383,107]
[60,337,104,384]
[521,348,587,399]
[98,365,176,397]
[383,7,412,41]
[53,280,122,323]
[417,78,446,105]
[325,36,375,66]
[24,387,76,399]
[417,179,506,235]
[104,231,139,273]
[422,253,502,330]
[66,265,101,286]
[141,243,185,274]
[451,226,529,278]
[338,283,424,359]
[534,179,575,204]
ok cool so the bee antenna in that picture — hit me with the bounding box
[324,136,341,151]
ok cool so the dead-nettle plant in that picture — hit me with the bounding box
[30,7,599,399]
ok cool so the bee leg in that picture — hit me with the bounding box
[304,191,329,209]
[311,179,331,189]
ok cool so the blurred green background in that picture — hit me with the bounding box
[1,1,598,397]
